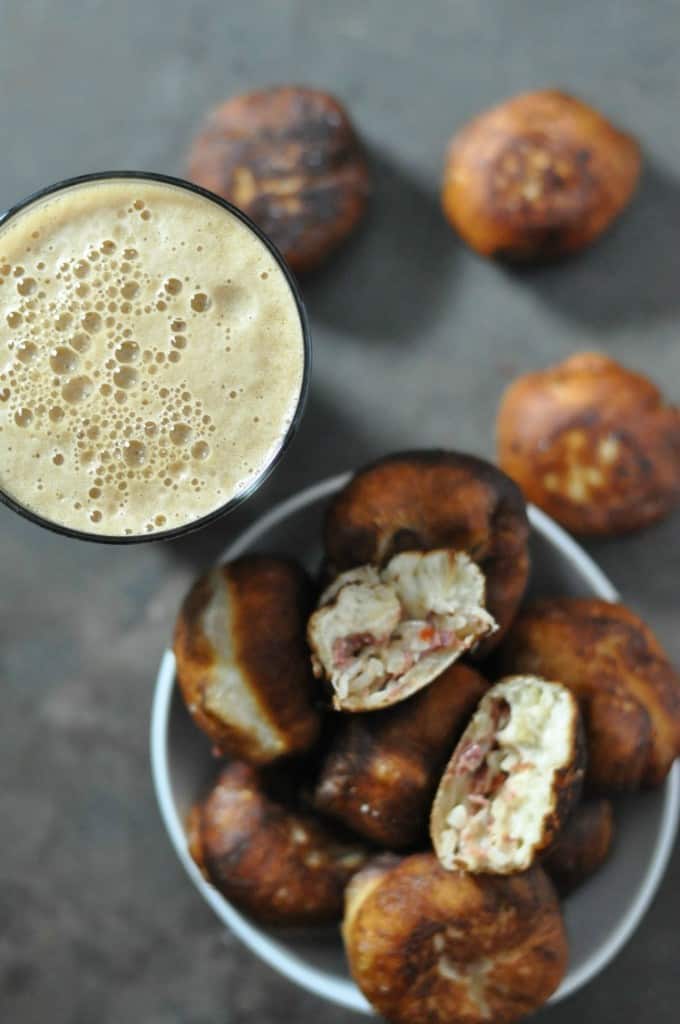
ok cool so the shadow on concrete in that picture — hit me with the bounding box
[302,146,458,344]
[501,160,680,331]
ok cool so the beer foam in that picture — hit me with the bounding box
[0,178,305,536]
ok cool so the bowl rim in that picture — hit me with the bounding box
[150,472,680,1014]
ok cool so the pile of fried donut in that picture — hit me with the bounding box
[173,449,680,1024]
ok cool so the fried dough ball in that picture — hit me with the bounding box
[544,799,615,896]
[343,853,567,1024]
[314,664,488,847]
[187,85,370,273]
[442,89,641,260]
[431,677,584,874]
[193,762,369,926]
[308,550,497,711]
[323,451,529,655]
[498,598,680,790]
[173,556,320,764]
[497,352,680,535]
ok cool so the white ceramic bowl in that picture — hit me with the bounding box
[151,473,680,1015]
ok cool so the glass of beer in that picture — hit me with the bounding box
[0,172,310,542]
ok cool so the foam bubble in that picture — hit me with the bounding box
[16,341,38,365]
[62,376,93,404]
[50,347,79,374]
[17,277,37,296]
[113,366,138,389]
[123,439,146,467]
[14,407,33,427]
[70,332,91,353]
[191,441,210,461]
[169,423,191,446]
[81,311,102,334]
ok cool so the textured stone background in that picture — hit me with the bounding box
[1,2,679,1021]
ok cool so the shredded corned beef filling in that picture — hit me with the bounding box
[331,619,457,678]
[332,632,378,666]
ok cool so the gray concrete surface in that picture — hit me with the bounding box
[1,2,679,1021]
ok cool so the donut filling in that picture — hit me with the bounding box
[432,676,579,873]
[308,550,496,710]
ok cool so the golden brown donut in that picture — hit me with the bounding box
[544,799,615,896]
[173,555,320,764]
[442,89,641,260]
[187,85,370,273]
[497,352,680,535]
[323,451,529,656]
[343,853,568,1024]
[431,676,585,874]
[498,598,680,790]
[314,663,488,848]
[194,761,368,926]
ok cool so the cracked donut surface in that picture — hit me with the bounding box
[343,853,568,1024]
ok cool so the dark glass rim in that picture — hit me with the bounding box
[0,170,311,545]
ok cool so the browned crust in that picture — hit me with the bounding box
[343,853,568,1024]
[540,712,587,857]
[442,89,641,261]
[544,799,615,896]
[187,85,370,273]
[173,555,320,764]
[497,598,680,790]
[186,804,209,879]
[430,678,585,873]
[314,664,489,848]
[323,450,530,655]
[497,352,680,535]
[198,762,368,926]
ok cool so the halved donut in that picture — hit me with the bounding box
[323,450,529,654]
[307,549,496,710]
[174,555,320,764]
[431,676,584,874]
